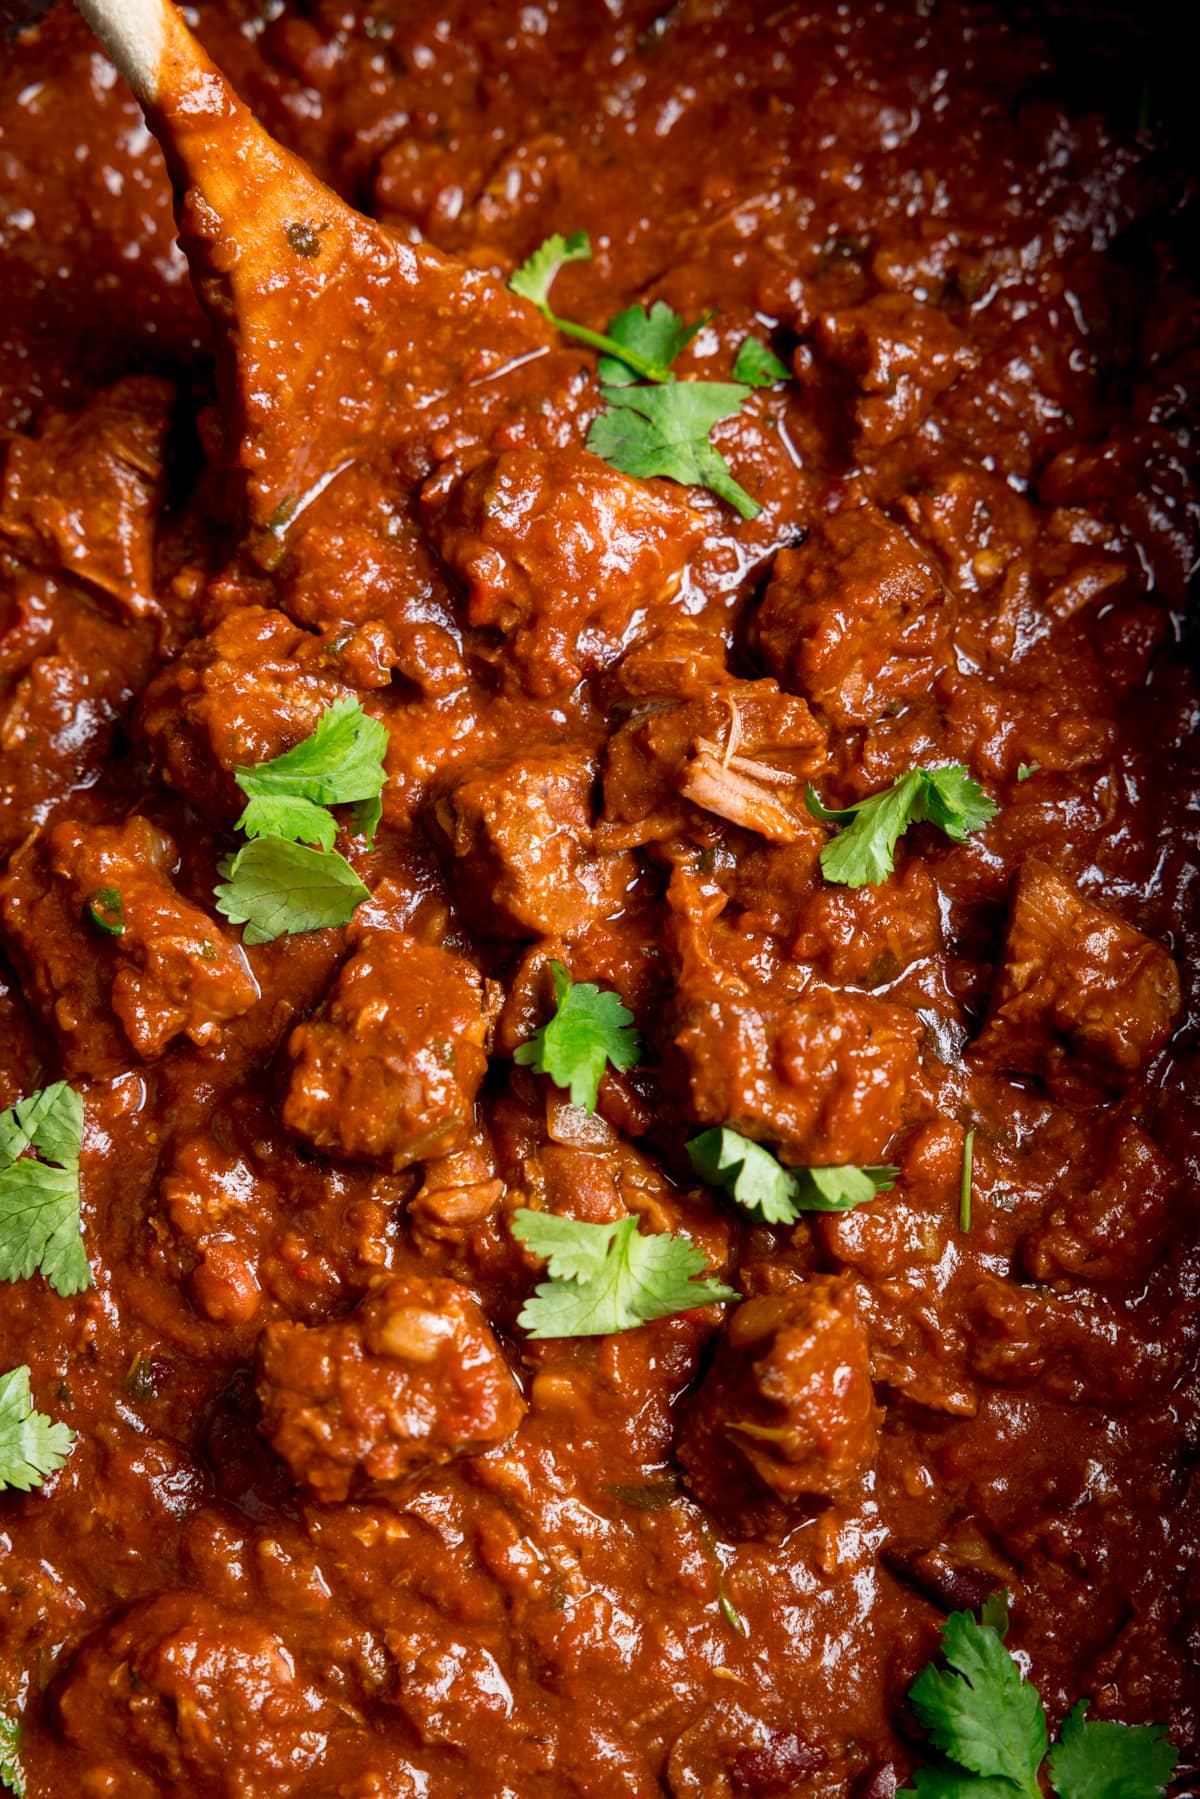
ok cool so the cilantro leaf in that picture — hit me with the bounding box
[234,698,388,849]
[598,301,708,386]
[806,766,998,888]
[0,1707,23,1799]
[214,837,369,944]
[0,1364,75,1493]
[510,229,592,310]
[1048,1701,1177,1799]
[510,231,676,382]
[85,887,124,937]
[688,1126,897,1223]
[908,1606,1047,1796]
[980,1590,1010,1638]
[587,381,760,518]
[732,337,790,386]
[513,961,641,1112]
[902,1598,1177,1799]
[899,1771,1025,1798]
[511,1208,738,1338]
[0,1083,91,1297]
[510,232,761,508]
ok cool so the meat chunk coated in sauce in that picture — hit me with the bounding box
[973,857,1181,1078]
[256,1274,526,1502]
[0,815,258,1075]
[678,1276,880,1535]
[55,1592,333,1798]
[431,739,636,939]
[674,976,925,1165]
[137,606,362,823]
[422,446,705,695]
[0,0,1197,1795]
[754,504,956,727]
[285,929,491,1169]
[0,376,174,619]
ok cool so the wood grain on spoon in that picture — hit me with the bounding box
[72,0,551,538]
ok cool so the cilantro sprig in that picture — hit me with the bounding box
[215,699,385,943]
[597,300,709,386]
[0,1083,91,1297]
[0,1364,74,1493]
[588,382,759,519]
[732,337,790,386]
[511,1208,737,1338]
[214,837,369,945]
[234,696,388,851]
[511,232,675,383]
[513,961,641,1114]
[688,1126,897,1223]
[901,1595,1177,1799]
[806,766,997,888]
[510,230,765,516]
[0,1706,22,1798]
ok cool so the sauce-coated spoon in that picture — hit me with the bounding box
[72,0,549,536]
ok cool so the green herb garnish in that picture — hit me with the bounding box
[0,1364,74,1494]
[732,337,790,386]
[216,699,385,942]
[85,888,124,937]
[901,1594,1177,1799]
[511,231,675,382]
[588,381,759,519]
[688,1125,897,1223]
[959,1127,975,1232]
[234,696,388,850]
[214,837,370,945]
[597,300,710,386]
[0,1704,24,1797]
[511,1208,737,1338]
[1016,762,1040,783]
[511,231,760,514]
[806,766,997,888]
[513,961,641,1114]
[0,1084,91,1297]
[718,1589,750,1636]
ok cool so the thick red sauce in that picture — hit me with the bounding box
[0,3,1197,1795]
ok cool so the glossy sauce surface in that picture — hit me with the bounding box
[0,3,1197,1795]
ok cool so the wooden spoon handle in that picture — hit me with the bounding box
[72,0,170,103]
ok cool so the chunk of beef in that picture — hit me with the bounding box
[0,816,258,1077]
[1021,1119,1177,1286]
[55,1592,332,1798]
[674,977,923,1165]
[256,1274,525,1502]
[790,862,944,988]
[0,568,158,858]
[677,1277,880,1534]
[432,740,636,939]
[0,951,44,1110]
[422,447,704,694]
[0,377,173,617]
[972,859,1180,1078]
[385,1626,516,1750]
[137,606,358,822]
[754,505,955,727]
[284,929,490,1170]
[668,1703,829,1799]
[602,677,824,848]
[965,1273,1161,1407]
[813,293,974,446]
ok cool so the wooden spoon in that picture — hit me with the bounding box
[72,0,550,537]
